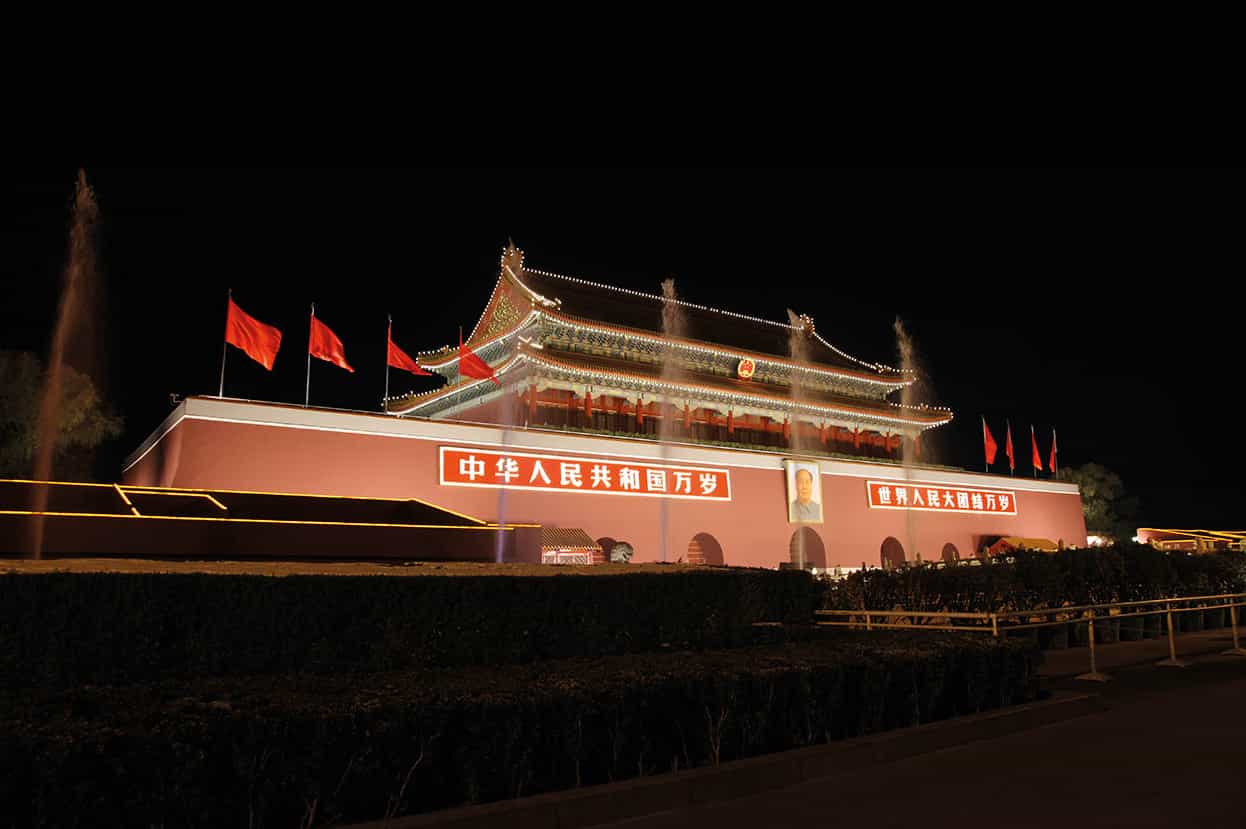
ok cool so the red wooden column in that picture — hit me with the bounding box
[528,382,537,422]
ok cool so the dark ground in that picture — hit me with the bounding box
[601,632,1246,828]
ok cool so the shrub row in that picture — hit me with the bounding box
[0,568,817,688]
[0,633,1039,827]
[825,544,1246,613]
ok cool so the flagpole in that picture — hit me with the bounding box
[1052,427,1058,477]
[305,303,314,408]
[384,315,391,411]
[1008,419,1014,477]
[1031,425,1037,479]
[219,288,231,398]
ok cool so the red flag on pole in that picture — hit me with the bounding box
[224,296,282,370]
[1049,428,1058,475]
[982,417,998,466]
[387,321,431,376]
[1005,421,1015,473]
[309,314,354,372]
[458,332,500,386]
[1030,424,1044,473]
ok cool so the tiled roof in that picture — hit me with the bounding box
[521,343,950,425]
[541,526,599,550]
[516,267,901,377]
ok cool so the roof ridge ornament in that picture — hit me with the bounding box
[502,239,559,309]
[502,238,524,274]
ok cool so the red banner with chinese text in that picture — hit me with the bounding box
[440,447,731,501]
[866,480,1017,515]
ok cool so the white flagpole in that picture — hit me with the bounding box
[305,303,314,407]
[1008,419,1014,477]
[1052,427,1058,476]
[384,314,391,410]
[218,288,231,398]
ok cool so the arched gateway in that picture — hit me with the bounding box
[789,527,827,569]
[687,533,725,565]
[881,537,906,569]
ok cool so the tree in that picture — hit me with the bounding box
[0,350,123,479]
[1058,462,1141,541]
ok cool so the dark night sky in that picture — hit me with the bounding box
[2,168,1241,529]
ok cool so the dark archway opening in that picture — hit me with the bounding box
[789,527,827,569]
[941,542,960,563]
[688,532,725,566]
[881,536,906,570]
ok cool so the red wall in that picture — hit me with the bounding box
[125,401,1087,569]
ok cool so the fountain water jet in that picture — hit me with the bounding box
[892,317,925,565]
[657,278,687,562]
[493,244,524,562]
[786,310,812,568]
[30,170,101,559]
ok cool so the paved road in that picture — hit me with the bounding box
[605,651,1246,829]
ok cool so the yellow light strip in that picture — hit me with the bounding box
[112,483,141,516]
[1,479,114,488]
[0,478,489,526]
[121,488,228,512]
[0,509,513,531]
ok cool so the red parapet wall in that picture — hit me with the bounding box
[124,398,1088,569]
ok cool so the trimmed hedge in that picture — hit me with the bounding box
[824,545,1246,614]
[0,568,816,688]
[0,633,1039,826]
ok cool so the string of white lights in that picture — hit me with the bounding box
[524,265,904,375]
[540,310,909,389]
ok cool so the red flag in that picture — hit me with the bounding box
[1031,424,1044,472]
[458,333,500,386]
[309,313,354,372]
[982,417,998,466]
[1049,428,1058,475]
[1005,421,1015,472]
[387,321,431,376]
[224,296,282,370]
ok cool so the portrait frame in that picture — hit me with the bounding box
[784,459,824,524]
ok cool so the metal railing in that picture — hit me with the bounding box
[816,592,1246,682]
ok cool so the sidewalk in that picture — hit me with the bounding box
[604,652,1246,828]
[1038,626,1240,677]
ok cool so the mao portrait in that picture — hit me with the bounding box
[785,460,824,524]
